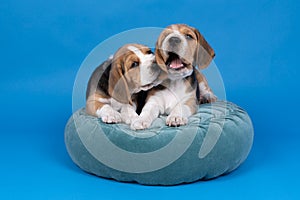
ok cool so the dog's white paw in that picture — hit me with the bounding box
[121,109,138,125]
[166,114,188,127]
[131,117,152,130]
[97,105,122,124]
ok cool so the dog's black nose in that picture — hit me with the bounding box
[169,37,181,45]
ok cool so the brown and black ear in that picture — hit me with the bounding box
[108,62,131,104]
[193,28,215,69]
[155,38,168,73]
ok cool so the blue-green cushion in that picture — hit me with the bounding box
[65,101,253,185]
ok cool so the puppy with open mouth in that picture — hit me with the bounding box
[131,24,216,130]
[86,43,163,124]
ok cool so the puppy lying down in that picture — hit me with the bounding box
[131,24,216,130]
[86,43,163,124]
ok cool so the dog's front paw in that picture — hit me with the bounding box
[166,114,188,127]
[131,117,152,130]
[97,105,122,124]
[101,111,122,124]
[199,92,217,104]
[121,109,138,125]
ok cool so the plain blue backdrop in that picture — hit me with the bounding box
[1,0,299,199]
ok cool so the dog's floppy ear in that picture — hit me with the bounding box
[193,28,215,69]
[108,61,131,104]
[155,38,168,73]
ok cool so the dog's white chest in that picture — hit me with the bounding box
[157,80,192,113]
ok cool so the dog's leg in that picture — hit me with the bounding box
[130,98,163,130]
[86,94,121,123]
[195,70,217,104]
[120,104,138,125]
[166,97,197,127]
[96,104,122,123]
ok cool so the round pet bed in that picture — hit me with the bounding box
[65,101,253,185]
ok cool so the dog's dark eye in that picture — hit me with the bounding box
[131,61,139,68]
[146,49,153,54]
[185,34,193,40]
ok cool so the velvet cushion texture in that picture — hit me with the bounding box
[65,101,253,185]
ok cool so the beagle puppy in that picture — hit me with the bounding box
[131,24,216,130]
[86,43,162,124]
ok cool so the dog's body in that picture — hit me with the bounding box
[131,24,216,130]
[86,44,162,124]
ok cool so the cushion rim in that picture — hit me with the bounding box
[65,101,254,185]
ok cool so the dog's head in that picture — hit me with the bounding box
[108,44,161,104]
[155,24,215,80]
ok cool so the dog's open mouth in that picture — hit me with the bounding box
[166,52,187,70]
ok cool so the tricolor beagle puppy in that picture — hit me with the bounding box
[131,24,216,130]
[86,43,163,124]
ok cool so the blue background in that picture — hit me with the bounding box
[1,0,299,199]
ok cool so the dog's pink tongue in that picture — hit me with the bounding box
[169,58,183,69]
